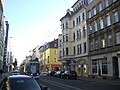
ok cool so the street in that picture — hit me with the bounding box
[36,76,120,90]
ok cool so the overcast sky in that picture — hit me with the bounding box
[4,0,77,65]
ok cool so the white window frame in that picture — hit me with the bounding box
[98,2,102,12]
[114,11,119,23]
[116,32,120,44]
[106,15,111,26]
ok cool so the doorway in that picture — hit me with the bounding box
[112,57,119,78]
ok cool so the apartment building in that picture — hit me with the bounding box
[86,0,120,79]
[0,0,4,69]
[59,0,89,77]
[41,39,62,71]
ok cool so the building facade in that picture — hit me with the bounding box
[41,39,62,71]
[86,0,120,79]
[0,0,4,69]
[59,0,89,77]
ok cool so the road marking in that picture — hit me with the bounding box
[41,79,83,90]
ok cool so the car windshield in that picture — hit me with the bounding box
[10,78,41,90]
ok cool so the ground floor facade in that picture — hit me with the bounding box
[61,51,120,79]
[88,51,120,79]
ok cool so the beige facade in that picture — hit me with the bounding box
[59,0,89,77]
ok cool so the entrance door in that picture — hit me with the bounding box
[113,57,119,78]
[80,65,84,77]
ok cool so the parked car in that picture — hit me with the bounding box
[47,71,56,76]
[61,71,77,79]
[10,70,20,75]
[0,75,48,90]
[54,71,65,78]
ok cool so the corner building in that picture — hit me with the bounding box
[86,0,120,79]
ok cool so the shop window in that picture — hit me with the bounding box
[102,60,108,74]
[92,60,97,73]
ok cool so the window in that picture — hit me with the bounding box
[102,60,108,74]
[73,46,76,55]
[78,16,81,23]
[89,24,92,33]
[76,17,79,25]
[54,58,57,62]
[84,42,86,53]
[92,60,97,73]
[59,51,62,59]
[47,56,49,63]
[100,18,104,29]
[79,29,81,39]
[101,39,105,48]
[106,15,111,26]
[88,10,92,19]
[90,41,93,51]
[77,45,80,54]
[77,30,79,40]
[73,20,75,27]
[112,0,117,3]
[80,44,82,54]
[63,48,65,56]
[83,26,86,37]
[98,2,102,12]
[66,47,68,55]
[54,43,57,47]
[63,35,65,43]
[114,11,119,23]
[116,32,120,44]
[105,0,109,7]
[87,0,93,4]
[94,21,98,32]
[73,32,75,41]
[95,39,99,49]
[62,24,64,30]
[82,12,85,21]
[93,7,97,15]
[108,35,112,46]
[54,50,57,54]
[66,21,68,28]
[66,34,68,41]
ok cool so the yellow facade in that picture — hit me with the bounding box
[42,48,62,71]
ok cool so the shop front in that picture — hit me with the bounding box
[76,59,88,77]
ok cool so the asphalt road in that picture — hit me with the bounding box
[36,76,120,90]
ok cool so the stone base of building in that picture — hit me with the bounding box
[88,75,120,80]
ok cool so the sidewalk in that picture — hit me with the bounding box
[0,73,9,84]
[78,77,120,85]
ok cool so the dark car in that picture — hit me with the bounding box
[0,75,48,90]
[62,71,77,79]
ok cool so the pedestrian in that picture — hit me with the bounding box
[0,69,3,79]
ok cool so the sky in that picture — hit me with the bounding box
[4,0,77,65]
